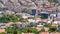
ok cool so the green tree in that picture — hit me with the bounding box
[48,27,57,32]
[48,0,58,3]
[20,28,38,34]
[11,24,17,30]
[40,15,47,19]
[29,28,38,34]
[5,27,18,34]
[0,14,19,23]
[48,0,53,2]
[43,24,51,28]
[20,28,28,33]
[5,27,13,34]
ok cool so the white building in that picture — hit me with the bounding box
[21,13,33,19]
[28,19,36,23]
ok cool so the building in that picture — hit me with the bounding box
[39,12,49,19]
[31,9,36,15]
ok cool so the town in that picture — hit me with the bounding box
[0,0,60,34]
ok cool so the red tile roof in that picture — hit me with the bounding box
[0,29,5,33]
[39,32,49,34]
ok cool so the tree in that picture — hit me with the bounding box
[13,30,17,34]
[0,14,28,23]
[20,28,28,33]
[19,18,24,22]
[48,27,57,32]
[29,28,38,34]
[11,24,17,30]
[20,28,38,34]
[43,24,51,28]
[19,18,28,22]
[48,0,58,3]
[0,14,19,23]
[40,16,47,19]
[5,27,18,34]
[5,27,13,34]
[48,0,53,2]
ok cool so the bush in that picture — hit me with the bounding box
[0,32,6,34]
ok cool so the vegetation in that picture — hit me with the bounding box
[43,24,51,28]
[40,16,47,19]
[48,0,53,2]
[48,0,58,3]
[20,27,38,34]
[57,25,60,32]
[28,28,38,34]
[48,26,57,32]
[0,14,28,23]
[20,28,28,33]
[0,32,6,34]
[17,31,22,34]
[0,14,18,23]
[5,26,18,34]
[5,26,39,34]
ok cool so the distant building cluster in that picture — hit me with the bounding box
[0,0,60,34]
[0,0,60,24]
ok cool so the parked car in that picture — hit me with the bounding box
[0,23,6,29]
